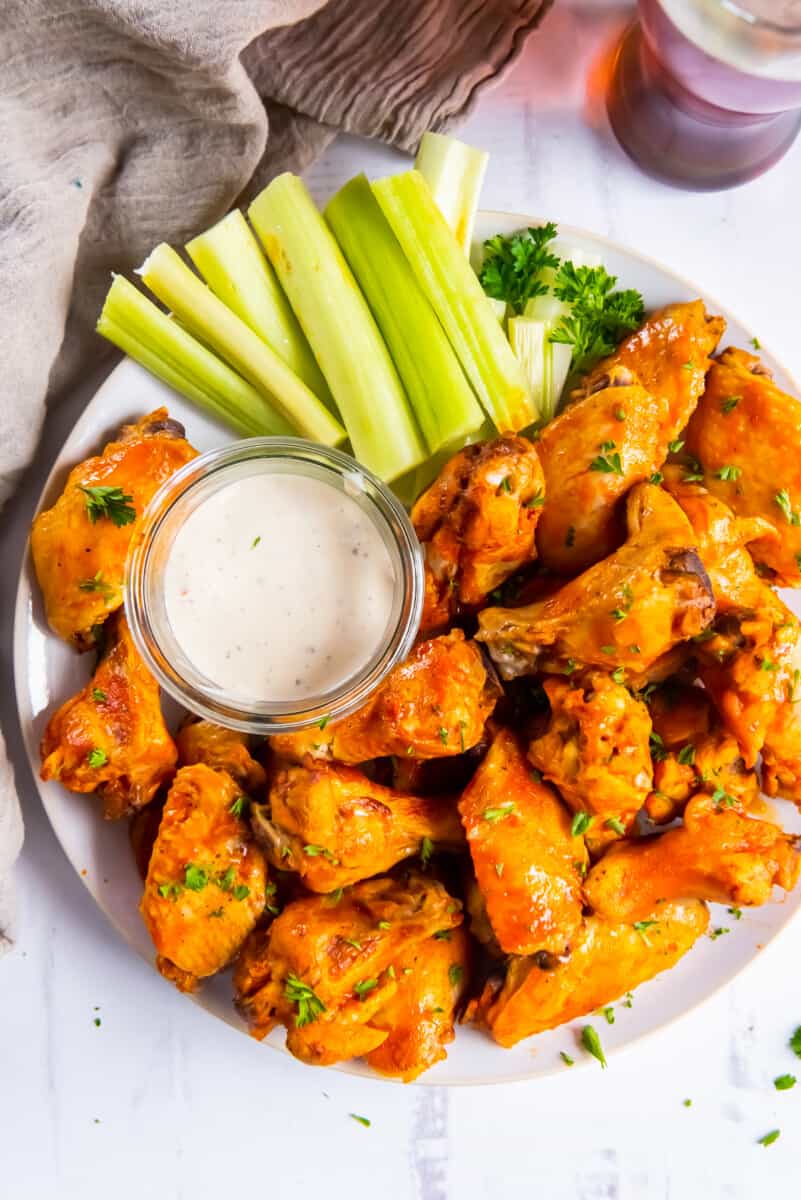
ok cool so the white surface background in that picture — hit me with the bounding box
[2,2,801,1196]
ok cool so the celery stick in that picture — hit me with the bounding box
[486,297,507,325]
[139,244,344,447]
[549,342,573,415]
[414,132,488,255]
[185,212,334,410]
[249,173,426,481]
[324,174,483,456]
[507,318,546,423]
[372,171,534,433]
[97,276,294,437]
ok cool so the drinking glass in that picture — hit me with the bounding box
[607,0,801,189]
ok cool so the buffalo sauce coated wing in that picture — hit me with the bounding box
[270,630,500,764]
[584,793,800,922]
[684,347,801,585]
[478,483,715,680]
[176,719,266,793]
[528,673,652,837]
[366,927,469,1082]
[40,612,177,819]
[459,728,585,956]
[141,763,267,992]
[251,760,463,892]
[411,436,545,633]
[536,366,670,574]
[473,901,709,1048]
[581,300,725,441]
[31,409,196,648]
[233,873,462,1067]
[644,681,760,824]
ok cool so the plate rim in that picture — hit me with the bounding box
[13,208,801,1087]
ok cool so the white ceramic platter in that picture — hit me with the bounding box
[14,211,801,1085]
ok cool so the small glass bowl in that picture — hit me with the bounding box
[125,438,424,734]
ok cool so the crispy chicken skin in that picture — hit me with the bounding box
[645,682,760,824]
[528,673,652,837]
[662,467,778,611]
[458,728,586,956]
[478,484,715,681]
[473,901,709,1047]
[31,409,196,648]
[684,346,801,585]
[536,367,670,574]
[251,761,463,892]
[176,719,266,794]
[366,927,469,1081]
[270,630,500,764]
[141,763,267,991]
[584,793,800,922]
[40,612,177,819]
[233,873,462,1066]
[580,300,725,440]
[411,436,545,633]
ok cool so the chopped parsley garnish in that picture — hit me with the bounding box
[349,1114,371,1128]
[498,475,512,494]
[649,731,667,762]
[790,1026,801,1058]
[318,715,330,730]
[94,1017,101,1027]
[229,796,248,818]
[721,395,741,413]
[377,920,391,931]
[251,535,261,548]
[158,882,183,900]
[386,965,396,980]
[682,360,695,371]
[614,407,626,422]
[79,485,136,527]
[601,1006,615,1025]
[420,836,433,867]
[709,926,730,940]
[601,645,616,655]
[668,438,684,454]
[78,572,115,596]
[217,866,236,892]
[524,490,545,509]
[571,811,591,837]
[758,657,778,672]
[775,489,801,525]
[682,456,704,482]
[479,222,560,314]
[581,1024,607,1068]
[483,803,515,824]
[184,863,209,891]
[353,978,378,999]
[683,1098,692,1108]
[633,919,658,947]
[728,906,742,920]
[774,1074,796,1091]
[611,667,625,685]
[91,688,107,703]
[232,885,250,901]
[86,747,107,768]
[715,464,741,482]
[560,1051,575,1066]
[343,938,363,951]
[328,888,343,905]
[448,964,464,987]
[751,336,762,350]
[757,1130,780,1147]
[438,726,449,745]
[433,930,452,941]
[610,583,634,622]
[604,817,626,836]
[623,992,633,1008]
[590,450,624,476]
[208,907,224,919]
[649,471,663,485]
[495,862,505,878]
[712,786,737,809]
[284,973,325,1027]
[677,744,696,766]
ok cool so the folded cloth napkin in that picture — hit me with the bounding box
[0,0,552,952]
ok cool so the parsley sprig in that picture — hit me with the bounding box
[79,485,136,527]
[285,973,326,1027]
[479,222,559,314]
[549,262,644,375]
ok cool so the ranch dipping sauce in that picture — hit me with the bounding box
[163,472,396,703]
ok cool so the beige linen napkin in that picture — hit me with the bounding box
[0,0,553,951]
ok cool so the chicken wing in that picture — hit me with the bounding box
[684,346,801,585]
[472,900,709,1047]
[411,436,545,633]
[40,612,177,819]
[31,409,196,648]
[141,762,268,992]
[528,673,652,837]
[477,483,715,681]
[536,366,670,573]
[459,728,586,955]
[250,760,463,892]
[176,719,266,794]
[584,793,800,923]
[233,873,462,1067]
[644,681,760,824]
[365,927,469,1081]
[270,630,500,764]
[662,466,777,611]
[580,300,725,440]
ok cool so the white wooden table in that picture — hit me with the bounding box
[3,3,801,1196]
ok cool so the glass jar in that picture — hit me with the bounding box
[125,438,424,735]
